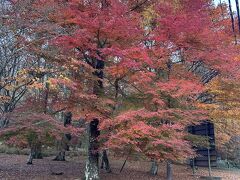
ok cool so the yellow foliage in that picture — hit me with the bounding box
[206,78,240,145]
[142,5,156,28]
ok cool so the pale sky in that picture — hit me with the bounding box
[214,0,237,11]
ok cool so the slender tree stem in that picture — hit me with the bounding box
[120,151,131,173]
[220,0,224,17]
[235,0,240,33]
[228,0,237,44]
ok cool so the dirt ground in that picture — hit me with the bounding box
[0,154,239,180]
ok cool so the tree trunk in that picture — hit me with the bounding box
[150,159,158,176]
[84,45,105,179]
[101,150,111,173]
[53,112,72,161]
[43,82,49,114]
[27,149,34,165]
[53,140,67,161]
[32,143,43,159]
[228,0,237,44]
[85,119,100,180]
[0,115,9,128]
[190,158,196,175]
[235,0,240,34]
[53,151,66,161]
[167,161,173,180]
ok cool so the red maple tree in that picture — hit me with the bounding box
[2,0,240,179]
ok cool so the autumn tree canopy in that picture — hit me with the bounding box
[0,0,240,179]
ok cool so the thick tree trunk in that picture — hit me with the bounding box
[53,135,71,161]
[53,151,66,161]
[53,140,68,161]
[167,161,173,180]
[27,149,34,165]
[85,119,100,180]
[64,133,71,151]
[85,157,99,180]
[150,159,158,176]
[101,150,111,173]
[32,143,43,159]
[84,44,105,179]
[53,112,72,161]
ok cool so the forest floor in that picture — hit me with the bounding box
[0,154,239,180]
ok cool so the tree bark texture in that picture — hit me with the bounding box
[53,112,72,161]
[101,150,111,173]
[27,148,34,165]
[150,159,158,176]
[85,119,100,180]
